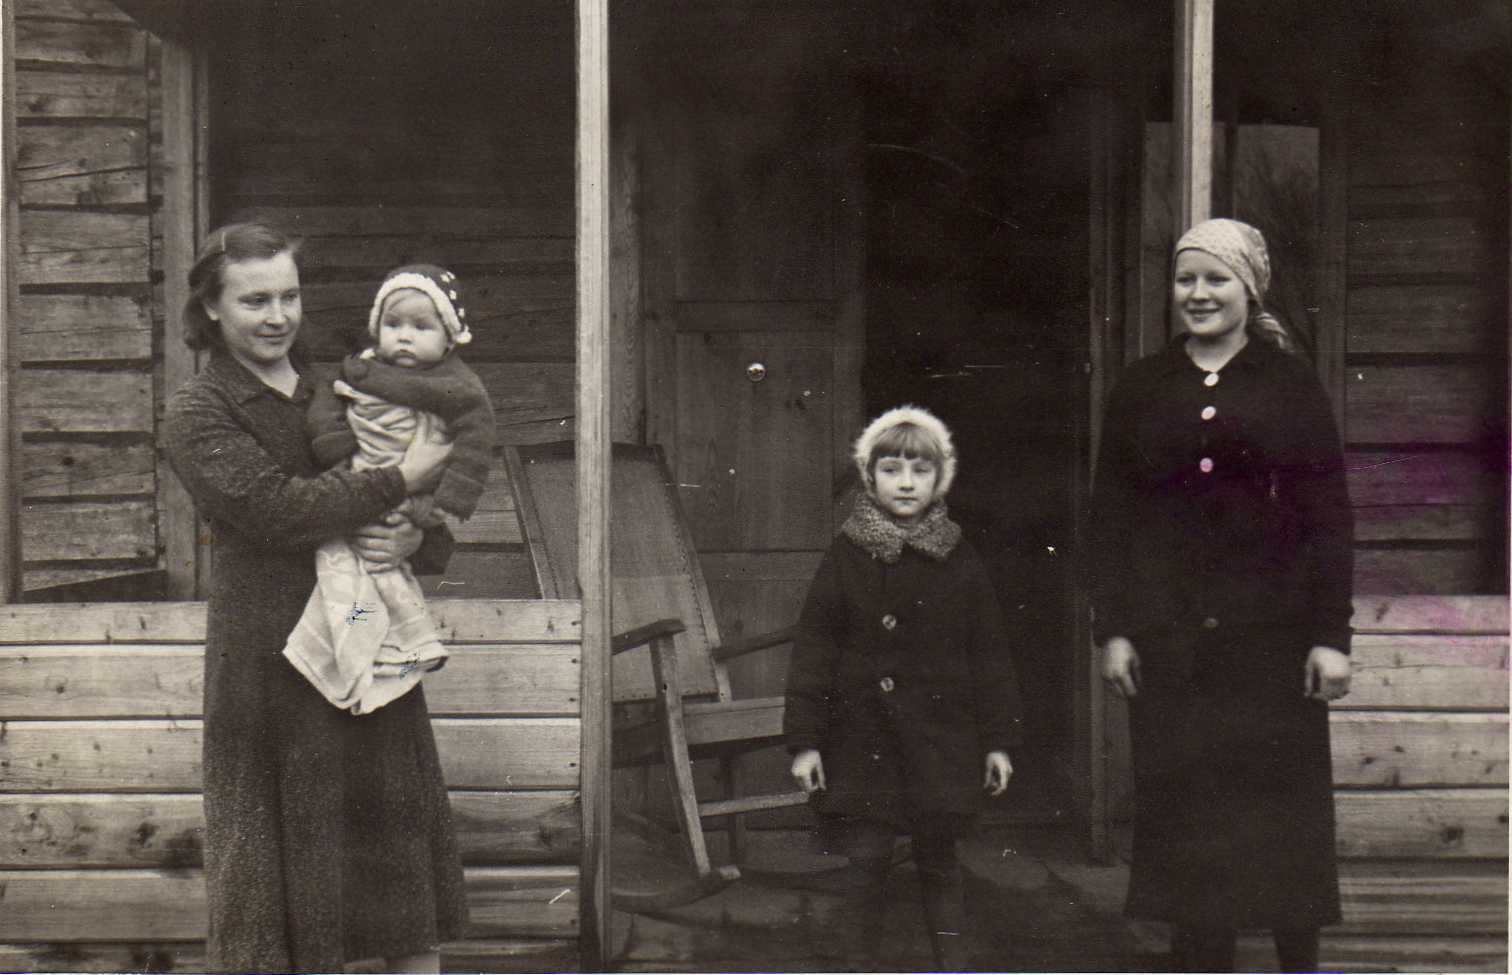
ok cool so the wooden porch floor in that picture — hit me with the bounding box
[608,824,1510,974]
[611,824,1150,973]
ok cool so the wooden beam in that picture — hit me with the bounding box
[159,40,203,599]
[575,0,612,964]
[0,0,19,602]
[1173,0,1213,230]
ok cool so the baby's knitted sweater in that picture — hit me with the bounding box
[307,351,495,520]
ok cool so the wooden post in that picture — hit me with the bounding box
[0,0,18,603]
[1078,87,1123,863]
[1174,0,1214,230]
[576,0,613,965]
[159,40,208,599]
[1316,37,1349,424]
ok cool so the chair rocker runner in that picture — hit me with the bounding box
[505,441,809,911]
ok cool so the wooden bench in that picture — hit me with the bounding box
[0,599,584,973]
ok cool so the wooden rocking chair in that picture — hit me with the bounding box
[505,441,809,910]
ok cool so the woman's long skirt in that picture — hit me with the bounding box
[1125,625,1341,929]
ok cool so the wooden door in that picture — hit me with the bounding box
[637,6,864,808]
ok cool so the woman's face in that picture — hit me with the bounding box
[1173,249,1248,341]
[872,454,938,525]
[204,251,302,371]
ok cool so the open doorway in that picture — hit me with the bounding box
[859,8,1091,820]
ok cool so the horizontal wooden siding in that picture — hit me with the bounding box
[0,599,584,971]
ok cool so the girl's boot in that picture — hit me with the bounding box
[831,856,889,972]
[914,834,967,972]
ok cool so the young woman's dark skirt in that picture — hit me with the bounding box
[1125,624,1341,930]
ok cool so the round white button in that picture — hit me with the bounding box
[881,613,897,630]
[1199,457,1214,473]
[1203,372,1220,387]
[1201,406,1217,421]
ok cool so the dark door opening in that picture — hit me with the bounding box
[860,15,1091,820]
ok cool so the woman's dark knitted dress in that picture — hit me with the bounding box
[162,352,469,972]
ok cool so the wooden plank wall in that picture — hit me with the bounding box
[0,599,584,972]
[1341,49,1508,596]
[210,0,578,601]
[1237,595,1509,973]
[11,0,161,596]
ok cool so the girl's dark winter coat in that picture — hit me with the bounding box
[784,532,1024,830]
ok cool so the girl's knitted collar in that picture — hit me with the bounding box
[841,493,962,564]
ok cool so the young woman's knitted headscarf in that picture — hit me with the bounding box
[1174,218,1292,351]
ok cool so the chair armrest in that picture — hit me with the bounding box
[611,618,686,655]
[709,626,796,663]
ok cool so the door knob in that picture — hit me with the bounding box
[746,362,767,383]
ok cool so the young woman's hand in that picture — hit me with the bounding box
[350,510,424,571]
[983,751,1013,796]
[1101,636,1141,699]
[1305,646,1351,702]
[790,749,826,793]
[397,438,454,494]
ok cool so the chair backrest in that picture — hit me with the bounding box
[506,441,729,704]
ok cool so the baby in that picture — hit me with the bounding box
[283,263,495,714]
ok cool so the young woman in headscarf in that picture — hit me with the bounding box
[1089,218,1354,973]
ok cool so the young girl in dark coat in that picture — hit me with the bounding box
[1091,218,1354,973]
[785,405,1024,972]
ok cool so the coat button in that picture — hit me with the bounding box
[1203,372,1220,387]
[1202,616,1220,629]
[1199,457,1214,473]
[1201,405,1217,421]
[881,613,897,630]
[879,676,895,693]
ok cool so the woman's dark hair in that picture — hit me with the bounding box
[183,223,303,351]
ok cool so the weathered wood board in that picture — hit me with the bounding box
[1340,635,1507,711]
[0,938,580,974]
[1333,789,1508,859]
[0,866,580,941]
[1329,712,1508,788]
[0,599,581,645]
[0,643,580,718]
[0,717,582,791]
[0,791,581,868]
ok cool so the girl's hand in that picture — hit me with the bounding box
[350,510,424,571]
[790,749,826,793]
[1305,646,1351,702]
[984,751,1012,796]
[1101,636,1141,699]
[397,438,453,494]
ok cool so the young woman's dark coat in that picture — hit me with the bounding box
[784,531,1024,832]
[1089,334,1354,928]
[162,352,468,972]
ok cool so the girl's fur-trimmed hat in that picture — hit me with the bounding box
[853,405,957,498]
[367,263,472,346]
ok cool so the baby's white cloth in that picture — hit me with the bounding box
[282,383,451,714]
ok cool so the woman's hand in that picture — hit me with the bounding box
[1101,636,1141,699]
[983,751,1013,796]
[397,438,453,495]
[790,749,826,793]
[1305,646,1351,702]
[350,510,425,571]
